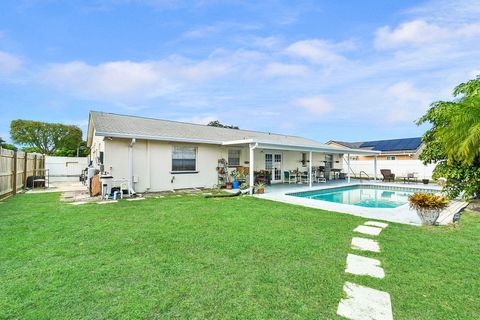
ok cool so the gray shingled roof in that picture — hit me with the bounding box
[329,141,362,149]
[89,111,333,148]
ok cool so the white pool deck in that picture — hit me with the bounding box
[254,180,466,226]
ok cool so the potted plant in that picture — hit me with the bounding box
[255,182,265,194]
[422,178,430,184]
[230,169,239,189]
[408,193,449,225]
[240,182,249,191]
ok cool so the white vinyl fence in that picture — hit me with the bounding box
[45,156,88,182]
[347,160,436,180]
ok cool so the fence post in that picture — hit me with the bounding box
[23,152,28,189]
[12,151,17,195]
[34,154,37,177]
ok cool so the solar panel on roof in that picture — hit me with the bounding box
[359,137,422,151]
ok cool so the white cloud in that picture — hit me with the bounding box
[183,25,221,38]
[250,36,282,49]
[375,19,480,49]
[41,56,232,102]
[264,62,309,77]
[177,115,218,125]
[0,51,23,74]
[383,82,434,124]
[293,96,333,114]
[406,0,480,24]
[285,39,350,65]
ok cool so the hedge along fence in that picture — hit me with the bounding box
[0,147,45,200]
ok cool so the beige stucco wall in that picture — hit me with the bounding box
[89,130,105,167]
[97,137,345,192]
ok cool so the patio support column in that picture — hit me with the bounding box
[347,153,351,183]
[374,155,378,182]
[249,143,255,195]
[309,151,313,188]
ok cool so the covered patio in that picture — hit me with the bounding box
[222,139,381,194]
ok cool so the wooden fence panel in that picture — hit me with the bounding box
[0,147,45,200]
[0,148,14,198]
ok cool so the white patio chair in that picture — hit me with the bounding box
[284,171,297,184]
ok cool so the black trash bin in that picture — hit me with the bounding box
[26,176,46,188]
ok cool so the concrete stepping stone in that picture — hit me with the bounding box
[337,281,393,320]
[345,253,385,278]
[353,225,383,236]
[126,197,145,201]
[351,237,380,253]
[69,201,88,205]
[365,221,389,228]
[97,200,118,205]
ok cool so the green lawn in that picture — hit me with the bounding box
[0,193,479,319]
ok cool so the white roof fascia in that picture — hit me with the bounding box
[222,140,381,155]
[222,139,256,145]
[95,131,223,145]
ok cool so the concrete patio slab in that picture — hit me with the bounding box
[337,282,393,320]
[351,237,380,253]
[353,225,383,236]
[345,253,385,278]
[364,221,389,228]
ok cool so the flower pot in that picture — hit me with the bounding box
[415,208,441,225]
[422,179,429,184]
[226,183,233,189]
[232,180,239,189]
[256,188,264,194]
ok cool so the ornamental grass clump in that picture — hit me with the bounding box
[409,193,449,225]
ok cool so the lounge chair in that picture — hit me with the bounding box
[380,169,395,182]
[284,171,297,184]
[300,171,309,183]
[315,172,327,183]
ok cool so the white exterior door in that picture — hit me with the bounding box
[265,153,282,183]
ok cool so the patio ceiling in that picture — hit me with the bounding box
[222,139,381,155]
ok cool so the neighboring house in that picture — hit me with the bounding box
[87,111,378,193]
[327,137,424,161]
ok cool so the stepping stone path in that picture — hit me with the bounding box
[337,282,393,320]
[126,197,145,201]
[364,221,389,228]
[353,225,383,236]
[97,200,118,205]
[337,221,393,320]
[69,201,88,206]
[351,237,380,253]
[346,254,385,279]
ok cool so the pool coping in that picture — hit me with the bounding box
[255,182,444,225]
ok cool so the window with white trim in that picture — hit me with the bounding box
[228,149,241,166]
[172,146,197,172]
[386,156,396,160]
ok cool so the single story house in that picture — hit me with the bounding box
[87,111,379,194]
[326,137,424,161]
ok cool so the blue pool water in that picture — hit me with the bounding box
[288,185,435,208]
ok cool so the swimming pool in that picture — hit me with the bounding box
[288,185,436,208]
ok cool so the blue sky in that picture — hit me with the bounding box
[1,0,479,144]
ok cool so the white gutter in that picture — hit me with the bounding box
[128,138,136,195]
[95,131,223,145]
[223,139,381,155]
